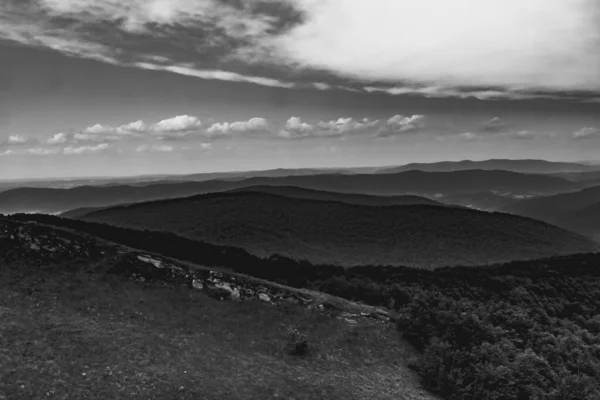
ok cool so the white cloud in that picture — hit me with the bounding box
[481,117,507,132]
[47,133,69,145]
[573,127,600,139]
[8,135,28,144]
[507,130,538,140]
[207,118,269,136]
[277,0,600,92]
[136,144,175,153]
[117,120,147,135]
[362,86,575,100]
[377,115,426,137]
[153,115,202,133]
[0,147,60,156]
[64,143,109,155]
[82,121,146,138]
[26,147,61,155]
[279,116,380,139]
[459,132,478,141]
[459,129,542,141]
[74,133,122,142]
[278,116,316,138]
[132,63,295,89]
[0,149,17,156]
[317,118,379,134]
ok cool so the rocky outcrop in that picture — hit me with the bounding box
[118,252,394,323]
[0,218,105,265]
[0,218,395,324]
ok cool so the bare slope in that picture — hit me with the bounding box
[79,191,597,268]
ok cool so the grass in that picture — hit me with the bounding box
[0,261,436,400]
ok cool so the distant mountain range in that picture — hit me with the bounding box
[503,185,600,239]
[0,169,582,215]
[376,159,600,174]
[77,190,597,269]
[2,159,596,192]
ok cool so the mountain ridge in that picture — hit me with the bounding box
[76,190,597,269]
[0,169,580,214]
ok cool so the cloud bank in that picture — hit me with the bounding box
[1,0,599,100]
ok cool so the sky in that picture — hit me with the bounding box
[0,0,599,180]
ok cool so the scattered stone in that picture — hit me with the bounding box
[258,293,271,302]
[192,279,204,290]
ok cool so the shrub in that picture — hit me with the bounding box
[284,325,309,357]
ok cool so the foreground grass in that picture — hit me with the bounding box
[0,262,435,400]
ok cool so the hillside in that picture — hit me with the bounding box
[4,215,600,399]
[434,191,525,211]
[0,217,436,400]
[376,159,599,174]
[504,186,600,237]
[0,169,579,214]
[225,186,447,207]
[60,186,446,219]
[77,191,597,268]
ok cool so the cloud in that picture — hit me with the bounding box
[278,116,316,138]
[0,147,60,156]
[377,115,426,137]
[26,147,61,155]
[573,127,600,139]
[64,143,110,155]
[8,135,28,144]
[277,0,600,93]
[153,115,201,133]
[153,115,203,140]
[279,117,380,139]
[74,132,123,142]
[1,0,599,100]
[506,130,539,140]
[317,118,379,134]
[72,116,201,142]
[47,133,69,145]
[206,118,269,136]
[458,132,478,141]
[481,117,507,133]
[136,144,175,153]
[459,129,542,141]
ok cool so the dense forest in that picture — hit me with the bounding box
[6,214,600,399]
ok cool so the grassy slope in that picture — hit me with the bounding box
[0,220,437,400]
[81,191,597,268]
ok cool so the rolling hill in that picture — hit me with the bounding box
[376,159,600,174]
[433,191,527,211]
[77,190,597,269]
[225,185,447,207]
[0,169,580,215]
[504,186,600,239]
[61,186,445,218]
